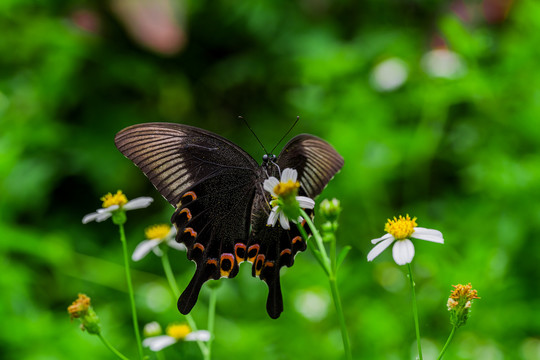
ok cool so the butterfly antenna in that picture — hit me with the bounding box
[270,116,300,154]
[239,116,269,154]
[271,160,282,178]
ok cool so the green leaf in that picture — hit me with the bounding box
[336,246,352,270]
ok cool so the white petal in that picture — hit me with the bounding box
[151,246,164,257]
[296,196,315,209]
[123,197,154,210]
[95,212,113,222]
[371,233,394,245]
[263,177,279,197]
[367,237,394,261]
[82,212,100,224]
[166,226,177,240]
[392,239,415,265]
[279,211,290,230]
[281,168,298,183]
[97,206,118,213]
[167,240,187,251]
[132,239,161,261]
[185,330,211,342]
[412,227,444,244]
[143,336,177,352]
[267,207,279,227]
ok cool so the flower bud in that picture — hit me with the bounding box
[319,198,341,223]
[68,294,101,335]
[143,321,163,337]
[447,283,479,328]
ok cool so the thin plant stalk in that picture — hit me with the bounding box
[97,333,130,360]
[436,326,457,360]
[118,223,144,360]
[160,249,209,358]
[207,288,218,360]
[407,263,423,360]
[298,209,352,360]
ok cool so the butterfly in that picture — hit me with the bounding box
[115,122,344,318]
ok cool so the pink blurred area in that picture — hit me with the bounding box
[111,0,186,55]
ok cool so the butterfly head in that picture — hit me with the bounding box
[262,154,277,167]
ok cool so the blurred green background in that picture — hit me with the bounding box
[1,0,539,359]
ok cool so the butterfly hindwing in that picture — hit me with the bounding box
[115,123,260,314]
[247,134,343,318]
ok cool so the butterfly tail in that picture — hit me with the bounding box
[178,265,216,315]
[265,276,284,319]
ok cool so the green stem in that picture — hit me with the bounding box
[97,333,130,360]
[161,249,181,297]
[297,222,330,276]
[436,326,457,360]
[328,276,352,360]
[206,288,218,360]
[330,232,337,274]
[118,223,144,360]
[407,263,423,360]
[160,249,208,357]
[299,209,332,275]
[298,209,351,360]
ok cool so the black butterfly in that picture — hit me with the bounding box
[115,122,344,318]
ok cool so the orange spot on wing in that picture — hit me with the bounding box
[179,208,192,220]
[264,261,275,268]
[280,248,292,257]
[255,254,266,277]
[247,244,260,263]
[184,228,197,237]
[182,191,197,201]
[292,236,302,244]
[193,243,204,252]
[207,259,218,266]
[220,253,235,278]
[234,243,246,264]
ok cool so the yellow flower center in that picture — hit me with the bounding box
[145,224,171,240]
[384,214,417,240]
[273,180,300,198]
[101,190,128,208]
[166,323,191,340]
[68,293,91,319]
[450,283,480,301]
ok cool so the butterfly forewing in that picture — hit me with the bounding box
[114,123,259,206]
[276,134,344,199]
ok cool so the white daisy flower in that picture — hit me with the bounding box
[143,323,210,352]
[82,190,153,224]
[367,214,444,265]
[263,168,315,230]
[132,224,186,261]
[421,49,466,79]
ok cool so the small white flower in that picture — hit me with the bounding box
[132,224,186,261]
[421,49,466,79]
[143,323,210,352]
[370,57,409,92]
[367,215,444,265]
[263,168,315,230]
[82,190,153,224]
[143,321,163,337]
